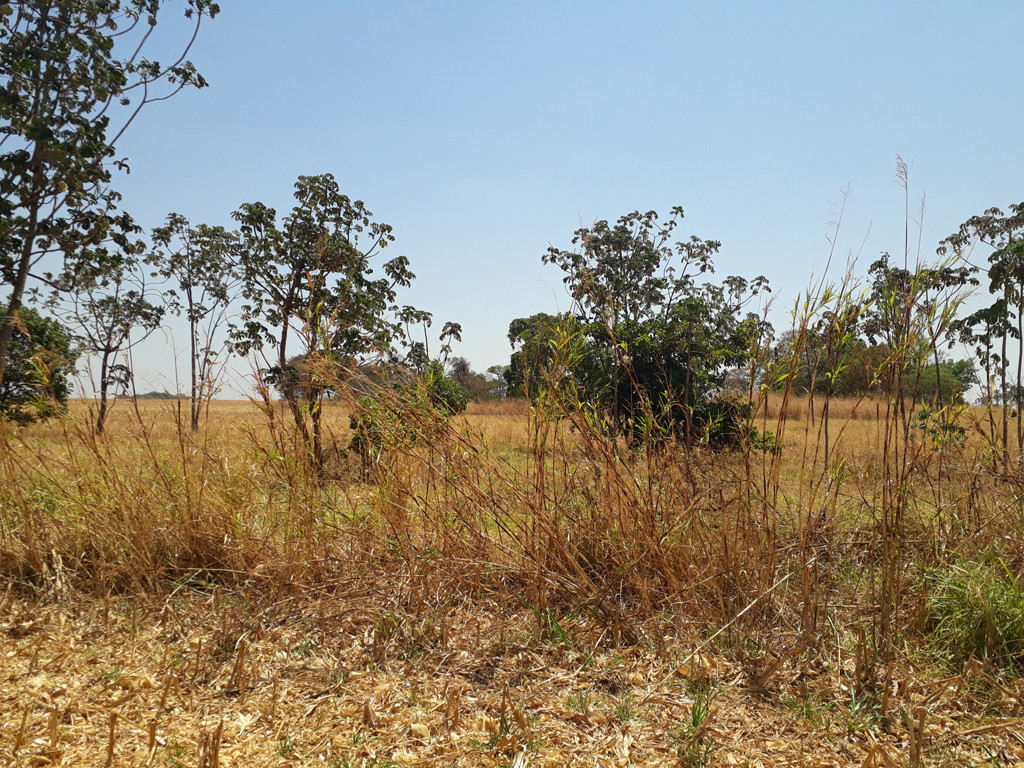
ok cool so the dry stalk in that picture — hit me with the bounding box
[105,711,117,767]
[13,703,29,753]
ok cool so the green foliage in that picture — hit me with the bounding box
[674,682,717,767]
[943,203,1024,448]
[504,312,570,398]
[136,391,186,400]
[424,360,468,415]
[926,560,1024,671]
[564,689,592,715]
[0,0,219,387]
[447,356,502,401]
[844,687,881,734]
[0,303,78,423]
[914,407,968,450]
[148,213,239,430]
[348,364,464,479]
[786,338,974,403]
[613,694,637,723]
[515,209,769,445]
[749,427,783,455]
[905,359,976,404]
[531,605,572,648]
[56,244,164,433]
[230,174,415,386]
[231,174,440,470]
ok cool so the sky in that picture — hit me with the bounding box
[92,0,1024,396]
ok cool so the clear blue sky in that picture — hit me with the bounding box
[108,0,1023,395]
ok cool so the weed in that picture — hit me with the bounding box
[784,690,833,730]
[291,635,317,657]
[375,612,402,642]
[674,684,717,767]
[926,560,1024,671]
[472,713,513,751]
[614,694,638,723]
[277,733,296,759]
[565,689,592,715]
[532,606,572,648]
[844,687,880,734]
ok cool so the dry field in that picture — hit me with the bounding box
[2,396,1024,767]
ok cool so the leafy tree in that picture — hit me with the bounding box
[485,364,509,399]
[425,359,468,414]
[230,173,425,469]
[58,245,163,433]
[505,312,572,398]
[541,208,769,443]
[906,358,975,405]
[446,356,498,401]
[941,203,1024,451]
[0,0,219,388]
[149,213,238,430]
[862,254,975,431]
[0,301,77,422]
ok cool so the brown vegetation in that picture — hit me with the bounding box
[1,394,1024,766]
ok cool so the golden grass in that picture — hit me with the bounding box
[2,396,1024,765]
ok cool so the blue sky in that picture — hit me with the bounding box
[107,0,1023,394]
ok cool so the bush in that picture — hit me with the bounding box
[425,361,468,415]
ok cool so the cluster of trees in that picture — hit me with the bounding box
[0,0,221,429]
[502,204,1021,451]
[4,3,1024,461]
[504,208,770,444]
[0,2,465,451]
[500,208,771,444]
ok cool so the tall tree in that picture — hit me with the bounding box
[57,243,163,433]
[0,0,219,387]
[504,312,572,398]
[149,213,238,430]
[230,173,421,468]
[941,203,1024,452]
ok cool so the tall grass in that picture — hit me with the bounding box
[0,288,1022,678]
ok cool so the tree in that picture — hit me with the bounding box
[862,254,975,434]
[0,301,77,422]
[58,245,163,433]
[0,0,219,388]
[230,174,423,469]
[446,356,498,401]
[941,203,1024,451]
[485,365,509,399]
[541,208,769,443]
[504,312,570,399]
[149,213,238,430]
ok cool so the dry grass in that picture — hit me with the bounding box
[2,395,1024,765]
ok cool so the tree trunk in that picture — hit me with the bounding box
[1002,332,1009,455]
[190,311,200,432]
[96,353,110,435]
[1017,306,1023,454]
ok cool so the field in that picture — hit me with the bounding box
[2,395,1024,767]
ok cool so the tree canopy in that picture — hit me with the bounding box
[516,208,770,444]
[0,0,219,387]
